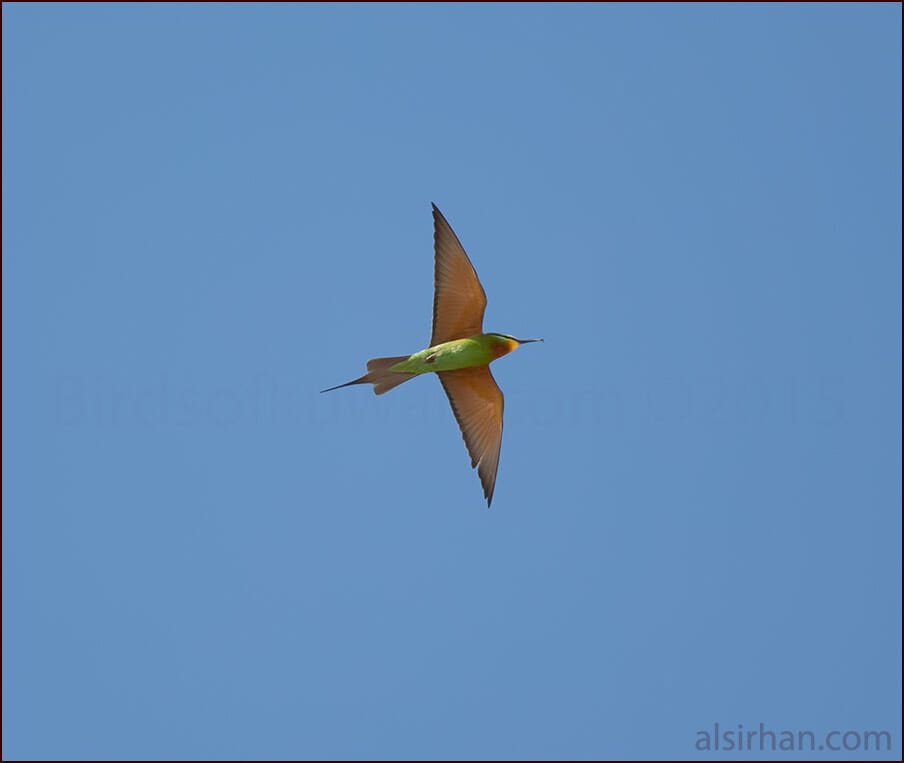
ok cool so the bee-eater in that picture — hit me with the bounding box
[322,204,542,507]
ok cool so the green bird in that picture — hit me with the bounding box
[322,204,542,507]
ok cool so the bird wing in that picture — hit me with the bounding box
[431,204,487,346]
[438,366,504,507]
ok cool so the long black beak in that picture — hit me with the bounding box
[515,338,544,344]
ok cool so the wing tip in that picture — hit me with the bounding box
[483,472,496,508]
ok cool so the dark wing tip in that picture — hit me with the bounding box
[482,467,496,507]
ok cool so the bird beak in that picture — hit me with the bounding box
[515,338,544,344]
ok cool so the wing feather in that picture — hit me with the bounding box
[431,204,487,345]
[438,366,504,507]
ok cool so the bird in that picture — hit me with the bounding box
[322,204,542,507]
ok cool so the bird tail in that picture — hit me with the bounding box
[321,356,415,395]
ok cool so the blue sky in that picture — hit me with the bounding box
[3,4,901,760]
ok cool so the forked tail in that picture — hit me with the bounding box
[321,356,415,396]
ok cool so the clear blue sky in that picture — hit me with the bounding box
[3,4,901,760]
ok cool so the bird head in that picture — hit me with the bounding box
[489,334,544,358]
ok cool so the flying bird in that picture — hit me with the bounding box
[322,204,542,507]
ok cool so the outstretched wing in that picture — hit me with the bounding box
[438,366,504,507]
[431,204,487,345]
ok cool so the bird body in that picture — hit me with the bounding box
[393,333,520,374]
[322,204,541,506]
